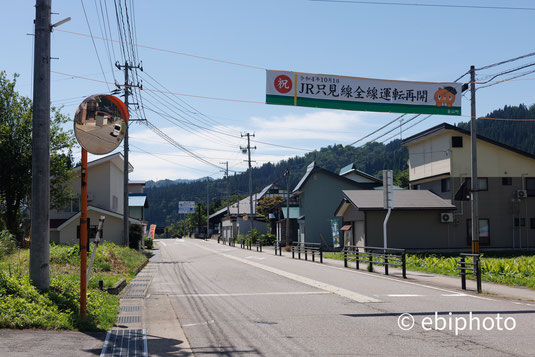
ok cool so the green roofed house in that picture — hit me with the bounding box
[293,162,381,248]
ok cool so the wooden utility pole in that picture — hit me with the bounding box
[30,0,52,289]
[470,65,479,254]
[241,133,256,234]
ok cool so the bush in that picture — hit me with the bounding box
[260,233,276,246]
[129,224,143,250]
[0,229,17,258]
[144,237,153,249]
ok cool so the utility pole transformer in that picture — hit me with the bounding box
[241,133,256,234]
[470,65,479,254]
[30,0,52,289]
[115,61,142,247]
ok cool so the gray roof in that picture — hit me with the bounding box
[342,190,456,210]
[209,184,281,219]
[128,194,148,208]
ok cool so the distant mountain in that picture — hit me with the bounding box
[145,177,213,188]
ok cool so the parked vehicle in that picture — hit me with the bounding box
[110,123,121,137]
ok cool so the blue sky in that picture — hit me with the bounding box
[3,0,534,181]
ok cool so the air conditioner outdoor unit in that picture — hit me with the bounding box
[441,212,454,223]
[516,189,527,199]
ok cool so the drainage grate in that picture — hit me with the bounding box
[117,315,141,324]
[101,329,147,357]
[119,306,141,312]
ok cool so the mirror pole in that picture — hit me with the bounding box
[80,148,88,319]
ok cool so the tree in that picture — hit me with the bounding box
[256,195,284,218]
[0,72,76,241]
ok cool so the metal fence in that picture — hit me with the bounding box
[343,245,406,278]
[458,253,482,293]
[291,242,323,263]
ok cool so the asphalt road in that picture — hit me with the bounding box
[148,238,535,356]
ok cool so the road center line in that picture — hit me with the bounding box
[195,244,381,303]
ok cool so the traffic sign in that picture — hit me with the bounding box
[179,201,195,214]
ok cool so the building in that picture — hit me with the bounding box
[335,190,456,249]
[211,184,287,240]
[402,123,535,249]
[50,152,142,246]
[293,162,381,248]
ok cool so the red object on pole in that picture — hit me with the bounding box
[80,149,88,319]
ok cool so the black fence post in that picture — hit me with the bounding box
[344,250,347,268]
[298,246,301,260]
[402,252,406,279]
[384,250,389,276]
[460,256,466,290]
[320,245,323,263]
[368,250,373,272]
[292,246,295,259]
[476,256,482,294]
[356,248,359,270]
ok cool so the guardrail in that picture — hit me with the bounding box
[458,253,482,293]
[342,245,406,278]
[291,242,323,263]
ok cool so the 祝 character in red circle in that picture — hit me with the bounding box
[274,75,292,94]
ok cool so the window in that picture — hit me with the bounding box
[451,136,463,148]
[502,177,512,186]
[467,219,490,245]
[478,178,488,191]
[464,178,488,191]
[525,178,535,197]
[441,178,451,192]
[514,218,526,227]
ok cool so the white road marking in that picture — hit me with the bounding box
[183,320,215,327]
[244,256,265,260]
[196,244,380,303]
[387,294,423,297]
[156,291,330,298]
[441,293,468,297]
[159,241,167,247]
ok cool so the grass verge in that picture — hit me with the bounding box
[324,252,535,289]
[0,241,147,330]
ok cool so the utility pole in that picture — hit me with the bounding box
[241,133,256,234]
[285,165,290,247]
[206,178,210,238]
[470,65,479,254]
[220,162,230,217]
[115,61,142,247]
[30,0,52,289]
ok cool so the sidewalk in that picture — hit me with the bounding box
[260,243,535,303]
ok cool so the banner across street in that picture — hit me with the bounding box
[266,70,462,116]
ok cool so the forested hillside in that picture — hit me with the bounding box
[457,104,535,155]
[145,103,535,228]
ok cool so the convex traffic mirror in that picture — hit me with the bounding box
[74,94,129,155]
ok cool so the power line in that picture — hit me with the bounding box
[310,0,535,11]
[477,51,535,71]
[80,0,110,91]
[55,28,265,70]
